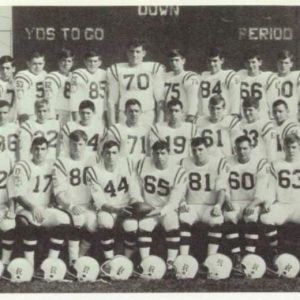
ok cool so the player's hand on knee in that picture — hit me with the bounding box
[32,207,44,224]
[261,203,270,214]
[243,205,255,217]
[70,205,85,215]
[211,204,222,217]
[223,200,234,212]
[5,211,16,219]
[177,203,189,214]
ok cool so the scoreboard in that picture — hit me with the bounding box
[12,6,300,72]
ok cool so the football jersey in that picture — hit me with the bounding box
[44,71,72,116]
[0,78,16,121]
[106,122,151,164]
[136,157,187,208]
[195,115,240,157]
[70,68,107,118]
[227,156,269,202]
[180,156,229,205]
[199,69,240,116]
[13,159,54,208]
[0,122,19,162]
[0,151,14,208]
[14,70,47,116]
[107,62,165,113]
[238,69,278,118]
[273,71,300,119]
[149,122,197,163]
[86,157,142,209]
[52,155,92,208]
[164,70,200,117]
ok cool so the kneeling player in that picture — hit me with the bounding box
[179,137,228,257]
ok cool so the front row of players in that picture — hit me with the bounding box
[1,128,300,280]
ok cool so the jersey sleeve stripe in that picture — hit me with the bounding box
[63,124,71,137]
[266,74,277,91]
[110,125,121,143]
[86,166,98,183]
[47,73,62,88]
[109,64,118,81]
[179,158,184,166]
[55,159,67,175]
[297,73,300,86]
[73,71,88,84]
[257,159,267,172]
[217,158,226,175]
[173,167,183,186]
[15,74,33,87]
[282,122,297,139]
[176,168,187,185]
[225,71,235,88]
[261,121,273,135]
[137,157,146,176]
[127,158,132,175]
[17,161,31,180]
[150,124,160,140]
[261,127,274,138]
[270,163,277,179]
[20,122,33,137]
[152,63,158,75]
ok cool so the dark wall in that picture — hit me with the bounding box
[12,6,300,73]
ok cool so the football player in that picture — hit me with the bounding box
[238,49,277,118]
[179,137,229,257]
[274,50,300,120]
[14,51,47,123]
[163,49,200,122]
[86,140,142,259]
[196,94,240,157]
[44,48,75,125]
[199,47,240,116]
[107,38,165,126]
[224,135,270,270]
[106,98,151,165]
[149,99,197,163]
[19,99,60,161]
[70,50,107,124]
[14,137,70,269]
[137,140,187,269]
[0,55,16,122]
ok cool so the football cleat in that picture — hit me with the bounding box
[7,258,34,282]
[74,256,100,282]
[40,257,67,282]
[203,253,232,280]
[173,255,199,279]
[274,253,300,278]
[136,255,166,280]
[100,255,133,280]
[241,254,266,279]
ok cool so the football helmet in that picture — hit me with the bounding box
[74,256,100,282]
[203,254,232,280]
[100,255,133,280]
[137,255,166,280]
[274,253,300,278]
[173,255,199,279]
[241,254,266,279]
[40,258,67,282]
[7,258,34,282]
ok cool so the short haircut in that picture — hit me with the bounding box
[69,130,88,143]
[284,133,300,146]
[84,50,101,60]
[191,137,207,148]
[125,98,142,110]
[207,46,224,59]
[127,38,147,50]
[242,97,259,109]
[234,135,252,147]
[272,99,288,110]
[168,49,185,59]
[79,100,95,112]
[209,94,226,107]
[102,140,120,152]
[244,48,261,61]
[57,48,75,60]
[0,55,15,67]
[152,140,169,152]
[27,51,45,61]
[31,137,48,149]
[0,100,10,109]
[278,49,294,62]
[167,99,183,110]
[35,99,49,110]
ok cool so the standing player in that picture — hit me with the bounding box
[199,47,240,116]
[14,51,47,122]
[179,137,228,257]
[137,140,187,268]
[107,38,165,126]
[238,49,278,118]
[70,50,107,124]
[163,49,200,122]
[196,94,240,158]
[44,48,75,125]
[106,98,151,165]
[0,56,16,122]
[86,140,142,259]
[149,99,197,163]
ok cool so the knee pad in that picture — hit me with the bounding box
[162,211,179,231]
[123,219,138,232]
[97,211,114,229]
[85,212,98,233]
[179,210,197,225]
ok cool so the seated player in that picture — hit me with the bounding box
[163,49,200,122]
[86,140,143,260]
[149,99,197,164]
[224,135,270,271]
[196,94,240,158]
[19,99,60,161]
[44,48,75,125]
[106,98,151,165]
[53,130,97,267]
[179,137,228,258]
[61,100,106,160]
[137,140,187,270]
[13,137,70,269]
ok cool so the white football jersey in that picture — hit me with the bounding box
[0,122,19,162]
[0,78,16,121]
[0,151,14,208]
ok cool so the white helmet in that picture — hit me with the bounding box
[241,254,266,279]
[173,255,199,279]
[40,258,67,282]
[203,254,232,280]
[100,255,133,280]
[74,256,100,282]
[274,253,300,278]
[7,258,34,282]
[138,255,166,280]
